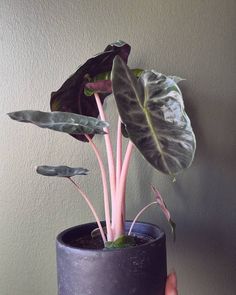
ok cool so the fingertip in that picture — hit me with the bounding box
[165,272,178,295]
[168,272,177,287]
[167,289,178,295]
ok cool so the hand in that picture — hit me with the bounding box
[165,272,178,295]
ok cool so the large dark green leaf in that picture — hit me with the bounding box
[36,165,88,177]
[50,40,131,142]
[112,56,196,176]
[7,110,109,135]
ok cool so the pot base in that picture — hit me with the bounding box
[56,221,167,295]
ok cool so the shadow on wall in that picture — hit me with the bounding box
[176,83,236,224]
[172,86,236,291]
[169,223,236,294]
[183,85,236,167]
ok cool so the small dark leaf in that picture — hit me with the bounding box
[7,110,109,135]
[36,165,88,177]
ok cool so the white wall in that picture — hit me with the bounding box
[1,0,236,294]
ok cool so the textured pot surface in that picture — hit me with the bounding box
[56,221,167,295]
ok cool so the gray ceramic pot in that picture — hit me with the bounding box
[56,221,167,295]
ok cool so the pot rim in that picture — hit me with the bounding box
[56,221,165,253]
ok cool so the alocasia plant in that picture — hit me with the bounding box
[8,41,196,246]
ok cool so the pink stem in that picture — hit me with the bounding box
[114,140,134,239]
[85,134,112,241]
[113,117,122,228]
[94,93,116,228]
[116,117,122,186]
[68,177,107,244]
[128,201,157,236]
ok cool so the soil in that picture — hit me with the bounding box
[69,234,154,250]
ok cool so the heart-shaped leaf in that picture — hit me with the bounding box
[112,56,196,176]
[7,110,109,135]
[50,40,131,142]
[36,165,88,177]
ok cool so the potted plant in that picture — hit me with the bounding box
[8,41,196,295]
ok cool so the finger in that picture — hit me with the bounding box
[165,272,178,295]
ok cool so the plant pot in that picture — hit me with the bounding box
[56,221,167,295]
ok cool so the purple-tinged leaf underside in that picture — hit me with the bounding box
[50,40,131,142]
[85,80,112,94]
[84,68,144,97]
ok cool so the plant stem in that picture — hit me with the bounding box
[116,117,122,186]
[68,177,107,244]
[128,201,158,236]
[114,116,122,229]
[94,93,116,229]
[114,140,134,239]
[85,134,113,241]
